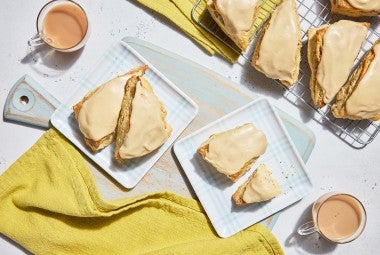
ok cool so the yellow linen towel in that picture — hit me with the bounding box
[0,129,284,255]
[136,0,240,63]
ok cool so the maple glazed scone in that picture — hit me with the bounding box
[332,39,380,121]
[73,65,147,152]
[330,0,380,16]
[252,0,301,87]
[114,75,172,162]
[307,20,369,108]
[198,123,267,182]
[232,164,281,206]
[206,0,260,52]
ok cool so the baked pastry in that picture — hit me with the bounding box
[332,39,380,121]
[307,20,369,108]
[198,123,267,182]
[232,164,281,206]
[73,65,147,152]
[252,0,301,87]
[330,0,380,17]
[114,75,172,161]
[206,0,260,52]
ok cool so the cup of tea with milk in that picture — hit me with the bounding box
[298,192,366,244]
[28,0,89,52]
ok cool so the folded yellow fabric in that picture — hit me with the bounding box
[0,129,284,254]
[136,0,240,63]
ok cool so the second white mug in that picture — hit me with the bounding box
[298,192,366,244]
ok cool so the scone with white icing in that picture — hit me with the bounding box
[232,164,281,206]
[197,123,267,182]
[252,0,301,87]
[114,75,172,162]
[332,39,380,121]
[206,0,260,52]
[307,20,369,108]
[330,0,380,17]
[73,65,147,152]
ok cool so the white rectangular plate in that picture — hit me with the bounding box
[173,98,312,238]
[51,41,198,189]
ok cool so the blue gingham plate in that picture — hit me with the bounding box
[51,41,198,189]
[173,98,312,238]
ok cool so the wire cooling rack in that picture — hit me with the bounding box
[191,0,380,148]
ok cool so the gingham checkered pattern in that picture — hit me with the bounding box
[51,41,198,189]
[173,98,312,238]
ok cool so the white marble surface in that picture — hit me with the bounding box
[0,0,379,254]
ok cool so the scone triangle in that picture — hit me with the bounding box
[73,65,147,152]
[307,20,369,108]
[252,0,301,87]
[330,0,380,17]
[207,0,260,52]
[198,123,267,182]
[332,39,380,121]
[232,164,281,206]
[114,75,172,162]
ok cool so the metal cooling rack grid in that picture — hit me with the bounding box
[191,0,380,148]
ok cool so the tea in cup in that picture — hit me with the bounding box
[298,192,366,243]
[28,0,89,52]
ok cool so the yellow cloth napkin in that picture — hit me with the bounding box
[0,129,284,254]
[136,0,240,63]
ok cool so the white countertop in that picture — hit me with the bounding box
[1,0,379,254]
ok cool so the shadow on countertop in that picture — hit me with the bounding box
[284,203,337,254]
[21,40,83,78]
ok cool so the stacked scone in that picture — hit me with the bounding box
[207,0,301,87]
[307,21,380,120]
[73,66,148,151]
[113,75,172,162]
[307,20,369,108]
[198,123,281,206]
[73,65,172,162]
[331,39,380,121]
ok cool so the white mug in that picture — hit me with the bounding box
[298,192,366,244]
[28,0,90,52]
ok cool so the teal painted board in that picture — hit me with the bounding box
[3,75,60,129]
[3,37,315,231]
[122,37,315,230]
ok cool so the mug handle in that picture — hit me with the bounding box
[297,221,317,235]
[28,34,49,47]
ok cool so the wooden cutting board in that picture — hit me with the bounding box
[3,37,315,229]
[120,37,315,229]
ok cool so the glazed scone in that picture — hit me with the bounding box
[232,164,281,206]
[114,76,172,161]
[252,0,301,87]
[332,39,380,121]
[330,0,380,17]
[198,123,267,182]
[73,65,147,152]
[206,0,260,52]
[307,20,369,108]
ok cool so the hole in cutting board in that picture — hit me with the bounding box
[20,95,29,105]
